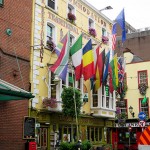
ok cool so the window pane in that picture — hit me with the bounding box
[47,25,53,40]
[92,85,98,107]
[139,71,147,84]
[0,0,3,5]
[48,0,55,9]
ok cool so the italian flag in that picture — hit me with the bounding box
[70,34,82,81]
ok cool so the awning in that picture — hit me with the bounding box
[0,79,35,101]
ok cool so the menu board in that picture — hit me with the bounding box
[23,117,35,139]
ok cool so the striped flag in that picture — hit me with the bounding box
[50,32,70,82]
[70,34,82,81]
[112,22,117,50]
[103,50,110,84]
[82,39,95,81]
[54,33,68,56]
[95,48,105,90]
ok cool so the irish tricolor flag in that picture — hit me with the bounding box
[70,34,82,81]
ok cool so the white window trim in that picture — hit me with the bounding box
[88,17,95,29]
[46,21,57,47]
[46,0,58,12]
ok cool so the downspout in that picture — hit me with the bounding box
[29,0,35,117]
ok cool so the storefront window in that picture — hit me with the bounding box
[118,128,136,144]
[87,126,102,142]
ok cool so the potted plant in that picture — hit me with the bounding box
[138,83,148,95]
[89,28,97,37]
[42,97,57,108]
[102,35,109,44]
[68,12,76,22]
[46,37,56,51]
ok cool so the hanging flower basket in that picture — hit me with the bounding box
[102,35,109,44]
[89,28,97,37]
[42,97,57,108]
[138,83,148,95]
[68,12,76,22]
[46,38,56,51]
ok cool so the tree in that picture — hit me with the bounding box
[61,87,82,117]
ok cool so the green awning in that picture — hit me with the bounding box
[0,79,34,101]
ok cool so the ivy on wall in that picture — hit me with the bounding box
[61,87,82,117]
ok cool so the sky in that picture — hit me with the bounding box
[86,0,150,29]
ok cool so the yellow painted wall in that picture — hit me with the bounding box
[125,61,150,118]
[32,0,113,113]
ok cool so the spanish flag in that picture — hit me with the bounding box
[82,39,95,81]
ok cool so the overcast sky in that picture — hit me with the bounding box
[86,0,150,29]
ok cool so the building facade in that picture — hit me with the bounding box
[30,0,116,149]
[0,0,33,149]
[112,50,150,150]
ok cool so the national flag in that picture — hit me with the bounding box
[95,48,105,90]
[110,54,118,90]
[103,51,110,84]
[115,8,126,42]
[54,33,68,56]
[142,95,147,104]
[112,22,117,50]
[82,39,95,81]
[108,64,114,94]
[50,32,70,82]
[118,57,125,94]
[70,34,82,81]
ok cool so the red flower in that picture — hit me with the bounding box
[89,28,97,37]
[43,97,57,108]
[102,35,109,44]
[68,12,76,21]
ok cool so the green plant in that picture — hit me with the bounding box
[81,140,92,150]
[59,142,75,150]
[61,87,82,117]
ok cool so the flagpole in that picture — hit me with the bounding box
[71,67,79,141]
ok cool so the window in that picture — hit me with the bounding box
[120,99,127,113]
[68,4,75,14]
[139,98,149,116]
[87,126,102,142]
[70,34,75,47]
[138,70,148,85]
[59,125,77,142]
[102,28,106,36]
[46,23,55,50]
[89,18,94,28]
[47,0,55,10]
[0,0,4,6]
[47,24,53,40]
[92,85,98,107]
[36,128,48,149]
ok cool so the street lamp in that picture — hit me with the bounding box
[99,6,113,12]
[129,106,135,118]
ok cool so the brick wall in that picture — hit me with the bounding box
[0,0,32,149]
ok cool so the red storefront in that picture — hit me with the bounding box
[111,119,150,150]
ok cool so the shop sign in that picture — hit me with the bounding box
[115,122,150,127]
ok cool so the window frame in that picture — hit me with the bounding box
[0,0,4,6]
[88,18,94,29]
[47,0,56,10]
[139,98,149,117]
[138,70,148,86]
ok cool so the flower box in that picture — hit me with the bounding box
[102,35,109,44]
[138,83,148,95]
[42,97,57,108]
[47,38,56,51]
[68,12,76,22]
[89,28,97,37]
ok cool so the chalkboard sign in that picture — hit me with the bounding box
[23,116,35,139]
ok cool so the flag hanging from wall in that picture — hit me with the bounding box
[70,34,82,81]
[103,50,110,84]
[95,48,105,91]
[112,22,117,50]
[50,32,70,82]
[82,39,95,81]
[115,8,126,42]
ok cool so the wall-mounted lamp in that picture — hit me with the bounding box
[129,106,135,118]
[99,6,113,12]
